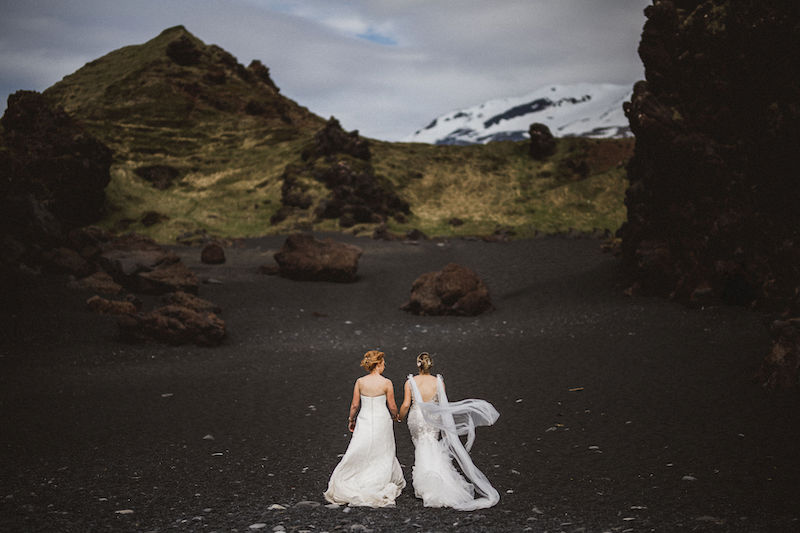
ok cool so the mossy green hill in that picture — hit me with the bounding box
[43,26,632,242]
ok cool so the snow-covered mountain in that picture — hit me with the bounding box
[405,83,633,145]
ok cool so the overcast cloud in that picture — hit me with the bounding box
[0,0,649,140]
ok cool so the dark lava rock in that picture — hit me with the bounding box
[528,122,556,159]
[303,117,371,161]
[276,120,409,227]
[166,34,202,66]
[43,247,93,277]
[313,160,409,224]
[757,319,800,389]
[372,224,403,241]
[98,233,198,294]
[69,271,123,295]
[201,242,226,264]
[117,304,226,346]
[401,263,493,316]
[247,60,280,93]
[99,234,178,278]
[136,261,199,294]
[162,291,221,314]
[86,295,138,315]
[273,233,363,282]
[258,263,280,275]
[0,90,112,233]
[134,165,180,190]
[617,1,800,387]
[405,229,428,241]
[620,0,800,309]
[141,210,170,227]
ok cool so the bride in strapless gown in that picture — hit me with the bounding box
[399,352,500,511]
[324,350,405,507]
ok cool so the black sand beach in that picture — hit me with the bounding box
[1,235,798,532]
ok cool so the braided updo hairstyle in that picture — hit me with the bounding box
[361,350,385,372]
[416,352,433,374]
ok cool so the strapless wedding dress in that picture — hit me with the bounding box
[324,395,406,507]
[406,375,500,510]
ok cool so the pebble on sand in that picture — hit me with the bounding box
[267,504,286,510]
[294,500,320,509]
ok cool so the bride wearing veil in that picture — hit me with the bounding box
[397,352,500,510]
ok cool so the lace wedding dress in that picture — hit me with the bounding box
[324,395,406,507]
[407,375,500,510]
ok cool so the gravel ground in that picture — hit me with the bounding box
[1,234,798,532]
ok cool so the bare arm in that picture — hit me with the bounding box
[398,379,412,421]
[385,379,399,421]
[348,380,361,432]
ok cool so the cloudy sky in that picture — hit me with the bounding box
[0,0,649,141]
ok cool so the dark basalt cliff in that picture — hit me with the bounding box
[620,0,800,386]
[0,91,112,248]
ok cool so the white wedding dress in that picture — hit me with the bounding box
[324,394,406,507]
[407,374,500,510]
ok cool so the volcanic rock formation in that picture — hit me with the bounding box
[401,263,493,316]
[273,233,363,283]
[273,118,410,228]
[620,0,800,386]
[0,91,112,249]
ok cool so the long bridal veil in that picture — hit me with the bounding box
[408,374,500,510]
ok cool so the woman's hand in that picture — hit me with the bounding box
[348,418,356,432]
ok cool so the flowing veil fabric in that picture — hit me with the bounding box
[407,374,500,510]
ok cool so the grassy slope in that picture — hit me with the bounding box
[373,137,632,239]
[42,26,633,242]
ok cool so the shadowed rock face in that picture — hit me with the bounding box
[201,243,226,265]
[0,91,112,238]
[620,0,800,386]
[274,118,410,227]
[621,0,800,309]
[528,123,556,160]
[401,263,493,316]
[303,117,371,162]
[117,304,226,346]
[273,233,363,282]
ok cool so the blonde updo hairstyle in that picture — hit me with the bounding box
[416,352,433,374]
[361,350,385,372]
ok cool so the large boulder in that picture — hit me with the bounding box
[620,1,800,309]
[617,0,800,388]
[136,261,199,294]
[528,123,556,159]
[117,304,226,346]
[401,263,493,316]
[0,90,112,228]
[273,233,363,282]
[69,271,123,295]
[98,233,198,294]
[201,242,226,264]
